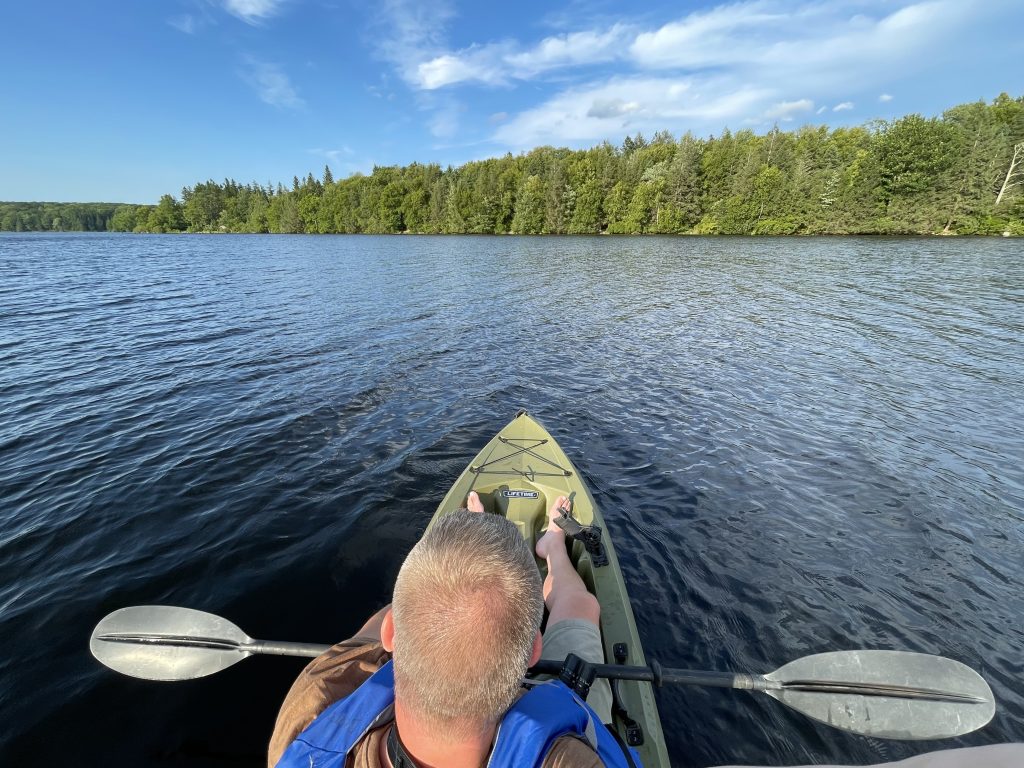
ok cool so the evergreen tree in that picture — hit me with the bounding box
[511,175,545,234]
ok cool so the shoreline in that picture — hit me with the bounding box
[4,229,1019,238]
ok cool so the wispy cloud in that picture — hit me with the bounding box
[368,1,478,145]
[485,1,973,147]
[240,57,304,108]
[224,0,287,25]
[417,50,507,90]
[626,0,967,82]
[506,24,631,74]
[879,93,894,102]
[414,25,633,89]
[764,98,814,121]
[427,99,464,138]
[310,147,355,164]
[403,0,968,92]
[168,14,197,34]
[309,147,375,178]
[587,98,642,119]
[629,3,787,70]
[366,0,986,148]
[370,0,455,83]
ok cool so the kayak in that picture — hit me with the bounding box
[430,410,671,767]
[89,409,998,764]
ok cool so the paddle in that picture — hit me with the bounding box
[90,605,994,740]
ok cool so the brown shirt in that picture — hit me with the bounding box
[267,635,604,768]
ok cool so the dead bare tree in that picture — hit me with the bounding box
[995,142,1024,205]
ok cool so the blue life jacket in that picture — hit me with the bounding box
[275,660,641,768]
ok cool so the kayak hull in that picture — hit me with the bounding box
[429,411,670,767]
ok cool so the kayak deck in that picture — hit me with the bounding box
[430,411,670,767]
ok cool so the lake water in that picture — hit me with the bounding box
[1,232,1022,766]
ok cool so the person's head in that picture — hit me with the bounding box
[385,510,544,738]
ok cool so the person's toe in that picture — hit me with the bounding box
[550,496,569,519]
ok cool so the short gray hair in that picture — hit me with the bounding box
[391,511,544,737]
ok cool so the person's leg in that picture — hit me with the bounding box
[535,496,600,626]
[535,496,612,723]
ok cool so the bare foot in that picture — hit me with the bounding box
[466,491,485,513]
[535,495,570,559]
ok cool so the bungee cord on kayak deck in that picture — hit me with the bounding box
[470,437,574,479]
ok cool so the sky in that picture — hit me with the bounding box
[1,0,1022,203]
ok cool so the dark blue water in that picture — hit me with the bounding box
[1,233,1022,766]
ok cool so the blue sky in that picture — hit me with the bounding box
[1,0,1022,203]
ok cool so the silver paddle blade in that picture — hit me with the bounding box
[90,605,254,681]
[764,650,995,740]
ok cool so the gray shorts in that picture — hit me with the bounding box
[540,618,613,724]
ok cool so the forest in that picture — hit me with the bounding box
[0,203,122,233]
[3,94,1022,236]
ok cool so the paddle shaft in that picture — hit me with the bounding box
[530,659,744,689]
[225,642,745,686]
[229,644,743,687]
[251,640,330,658]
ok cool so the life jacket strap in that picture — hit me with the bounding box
[386,723,422,768]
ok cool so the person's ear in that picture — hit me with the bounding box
[381,608,395,652]
[529,630,542,666]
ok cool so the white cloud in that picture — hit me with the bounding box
[879,93,894,102]
[629,3,787,69]
[493,76,768,147]
[587,98,641,119]
[411,25,632,89]
[369,2,480,145]
[763,98,814,121]
[489,112,509,123]
[364,0,987,148]
[623,0,971,93]
[224,0,286,24]
[484,1,977,148]
[417,49,509,89]
[833,101,854,111]
[310,147,355,164]
[504,25,632,75]
[751,2,969,89]
[240,58,304,108]
[370,0,456,83]
[397,0,961,96]
[816,105,828,114]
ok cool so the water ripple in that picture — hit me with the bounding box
[0,233,1022,765]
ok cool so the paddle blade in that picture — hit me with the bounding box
[764,650,995,740]
[90,605,253,681]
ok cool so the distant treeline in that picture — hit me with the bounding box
[5,94,1023,236]
[0,202,122,232]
